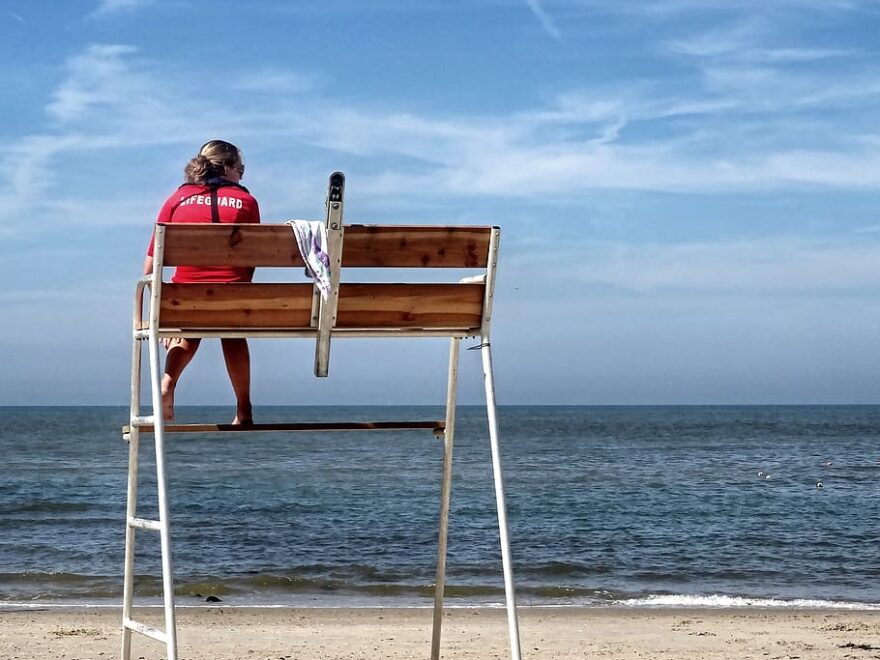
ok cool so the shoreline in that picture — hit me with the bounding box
[4,593,880,611]
[3,606,880,659]
[5,601,880,610]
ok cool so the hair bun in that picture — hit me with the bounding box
[184,140,241,184]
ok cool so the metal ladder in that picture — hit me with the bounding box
[120,320,179,659]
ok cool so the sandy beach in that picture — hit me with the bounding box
[2,606,880,659]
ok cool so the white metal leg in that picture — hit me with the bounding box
[121,335,142,660]
[147,333,178,660]
[431,338,460,660]
[120,430,138,660]
[481,339,523,660]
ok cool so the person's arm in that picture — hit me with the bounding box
[245,197,261,280]
[143,238,177,347]
[145,192,177,277]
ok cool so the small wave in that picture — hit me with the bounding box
[0,501,93,515]
[617,594,880,610]
[521,561,594,577]
[178,576,502,598]
[0,571,103,585]
[0,571,609,603]
[0,572,166,600]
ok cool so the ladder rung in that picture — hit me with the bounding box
[128,516,161,531]
[122,420,446,435]
[123,617,167,643]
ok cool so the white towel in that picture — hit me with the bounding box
[285,220,332,300]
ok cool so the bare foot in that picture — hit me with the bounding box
[232,403,253,426]
[161,377,175,422]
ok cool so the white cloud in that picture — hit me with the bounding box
[290,101,880,196]
[230,69,318,95]
[612,0,866,17]
[47,44,143,122]
[508,237,880,295]
[4,32,880,237]
[0,134,89,234]
[668,32,853,64]
[524,0,563,41]
[93,0,152,15]
[662,20,875,116]
[0,42,286,231]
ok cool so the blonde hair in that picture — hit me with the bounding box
[184,140,242,184]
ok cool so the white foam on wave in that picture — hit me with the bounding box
[616,594,880,610]
[6,594,880,611]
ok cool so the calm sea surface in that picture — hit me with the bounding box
[2,405,879,608]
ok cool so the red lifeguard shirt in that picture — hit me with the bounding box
[147,181,261,283]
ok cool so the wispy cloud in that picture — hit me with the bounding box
[4,29,880,236]
[609,0,867,17]
[93,0,152,15]
[510,236,880,296]
[6,10,26,23]
[659,15,872,111]
[230,69,319,95]
[667,28,854,64]
[0,44,204,233]
[48,44,139,121]
[292,85,880,196]
[524,0,563,41]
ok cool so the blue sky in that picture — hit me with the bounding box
[2,0,880,406]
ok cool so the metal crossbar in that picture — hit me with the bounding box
[121,172,522,660]
[122,618,167,643]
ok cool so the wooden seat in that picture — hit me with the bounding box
[137,279,485,332]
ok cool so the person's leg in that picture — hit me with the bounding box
[162,338,201,421]
[221,338,253,425]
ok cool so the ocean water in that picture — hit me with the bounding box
[2,405,880,609]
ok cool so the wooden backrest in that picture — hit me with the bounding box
[161,224,492,268]
[152,223,497,334]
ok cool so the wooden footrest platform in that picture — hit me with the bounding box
[123,420,446,436]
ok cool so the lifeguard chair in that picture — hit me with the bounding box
[121,173,523,660]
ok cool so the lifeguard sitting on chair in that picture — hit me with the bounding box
[142,139,258,424]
